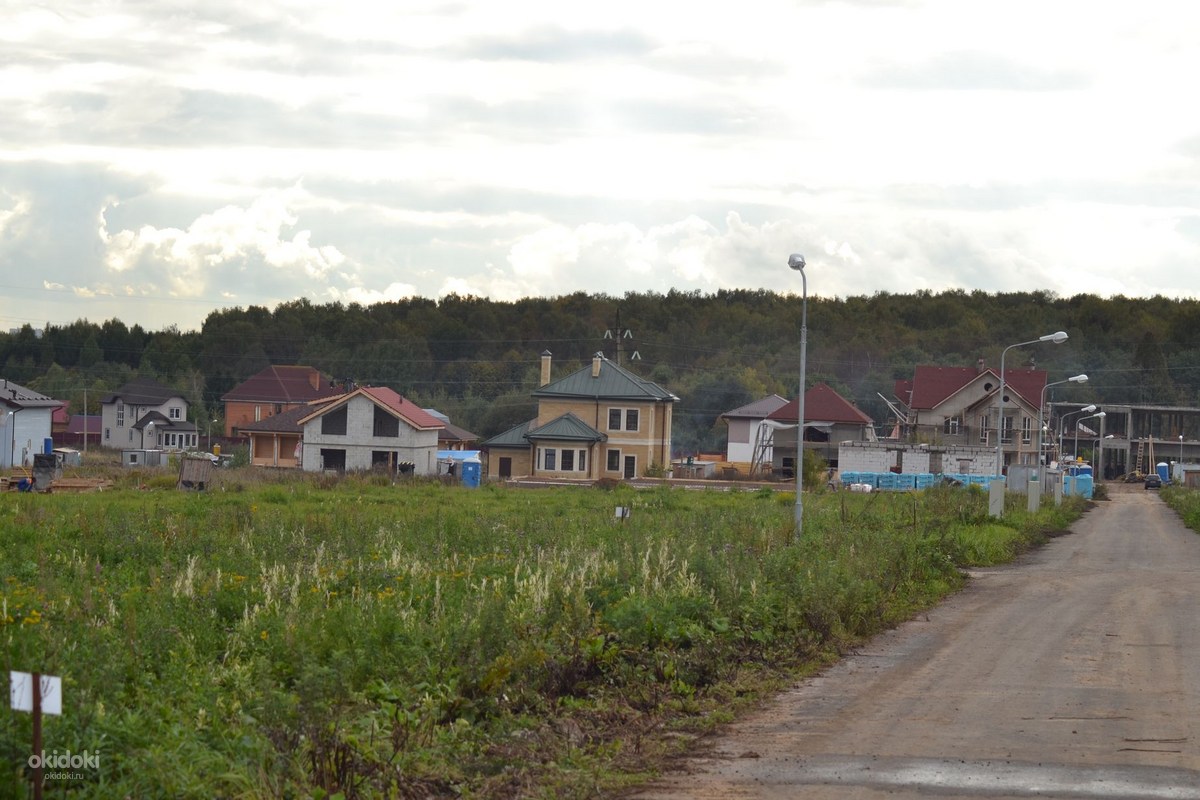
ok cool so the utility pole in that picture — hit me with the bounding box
[602,309,640,365]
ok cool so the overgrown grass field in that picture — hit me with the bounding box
[1,476,1084,798]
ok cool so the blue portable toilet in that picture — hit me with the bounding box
[1157,462,1170,483]
[460,457,482,488]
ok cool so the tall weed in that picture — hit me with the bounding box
[0,482,1084,798]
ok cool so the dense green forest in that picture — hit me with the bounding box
[3,289,1197,455]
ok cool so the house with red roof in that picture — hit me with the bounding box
[220,365,333,437]
[764,383,875,473]
[241,385,445,474]
[893,359,1048,471]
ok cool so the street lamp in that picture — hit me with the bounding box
[207,419,218,452]
[1038,374,1087,466]
[1076,412,1105,463]
[997,331,1069,476]
[1058,404,1098,462]
[788,252,807,537]
[1180,434,1185,469]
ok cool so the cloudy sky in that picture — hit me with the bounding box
[2,1,1199,333]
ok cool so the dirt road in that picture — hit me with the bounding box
[632,488,1200,799]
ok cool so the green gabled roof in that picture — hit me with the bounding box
[532,356,679,402]
[526,412,606,443]
[481,418,535,449]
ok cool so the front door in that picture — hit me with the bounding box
[623,455,636,479]
[499,457,512,479]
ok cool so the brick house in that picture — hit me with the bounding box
[482,352,678,481]
[220,365,331,437]
[240,385,444,474]
[894,360,1048,470]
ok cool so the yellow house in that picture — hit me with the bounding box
[483,352,678,481]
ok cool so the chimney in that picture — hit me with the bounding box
[540,350,552,387]
[977,358,986,373]
[592,352,604,379]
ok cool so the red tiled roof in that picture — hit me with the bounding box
[907,366,981,409]
[297,386,445,431]
[220,365,330,403]
[999,368,1048,407]
[767,383,873,425]
[907,364,1046,409]
[360,386,445,430]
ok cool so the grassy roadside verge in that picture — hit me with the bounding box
[1,477,1085,798]
[1160,486,1200,528]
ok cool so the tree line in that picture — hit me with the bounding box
[3,289,1196,455]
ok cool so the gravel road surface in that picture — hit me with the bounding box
[632,488,1200,799]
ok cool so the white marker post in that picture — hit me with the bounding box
[10,670,62,800]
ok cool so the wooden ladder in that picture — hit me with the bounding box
[1134,438,1146,475]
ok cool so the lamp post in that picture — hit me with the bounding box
[997,331,1069,476]
[1038,374,1087,466]
[788,253,807,537]
[207,419,218,452]
[1058,404,1098,462]
[1076,412,1105,463]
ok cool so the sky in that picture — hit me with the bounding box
[2,1,1200,333]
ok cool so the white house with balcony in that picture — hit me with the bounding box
[100,377,198,451]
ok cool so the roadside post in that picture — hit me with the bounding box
[10,670,62,800]
[988,477,1005,517]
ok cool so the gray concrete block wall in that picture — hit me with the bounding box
[837,441,999,476]
[303,396,439,474]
